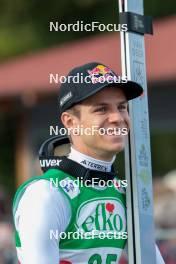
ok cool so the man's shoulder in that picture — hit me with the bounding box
[16,179,62,208]
[13,176,72,234]
[12,169,65,214]
[14,169,63,194]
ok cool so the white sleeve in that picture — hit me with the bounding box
[155,243,165,264]
[14,179,71,264]
[122,243,165,263]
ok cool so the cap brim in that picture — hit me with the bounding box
[115,80,143,100]
[73,80,143,106]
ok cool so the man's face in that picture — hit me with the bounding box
[62,86,130,160]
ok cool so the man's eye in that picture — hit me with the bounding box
[118,105,127,111]
[95,107,107,113]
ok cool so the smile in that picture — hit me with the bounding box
[101,127,127,136]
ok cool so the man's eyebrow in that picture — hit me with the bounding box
[92,103,109,107]
[118,100,128,105]
[91,101,128,107]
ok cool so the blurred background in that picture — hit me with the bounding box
[0,0,176,263]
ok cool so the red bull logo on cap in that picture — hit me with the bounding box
[88,65,112,76]
[87,64,116,84]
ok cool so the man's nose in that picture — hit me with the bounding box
[108,110,124,124]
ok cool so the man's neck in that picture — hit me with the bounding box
[67,147,116,172]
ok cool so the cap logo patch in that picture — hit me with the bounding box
[60,91,73,107]
[87,64,116,84]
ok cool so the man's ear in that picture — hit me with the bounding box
[61,112,71,129]
[60,111,77,129]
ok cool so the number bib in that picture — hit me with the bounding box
[13,169,127,264]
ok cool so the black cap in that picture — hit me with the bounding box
[58,62,143,115]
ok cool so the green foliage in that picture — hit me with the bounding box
[145,0,176,18]
[0,0,175,61]
[151,133,176,176]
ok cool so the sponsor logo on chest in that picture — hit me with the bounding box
[60,177,80,199]
[76,198,126,234]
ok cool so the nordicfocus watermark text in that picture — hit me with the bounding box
[49,177,127,189]
[50,126,128,136]
[49,73,128,84]
[50,21,127,32]
[50,229,128,240]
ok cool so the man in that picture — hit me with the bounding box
[13,62,164,264]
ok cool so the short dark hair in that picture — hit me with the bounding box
[62,104,82,145]
[67,104,81,119]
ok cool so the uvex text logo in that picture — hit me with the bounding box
[40,159,62,167]
[76,198,126,235]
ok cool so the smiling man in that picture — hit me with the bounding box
[61,87,129,160]
[13,62,164,264]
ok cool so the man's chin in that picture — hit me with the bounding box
[103,135,125,147]
[104,142,125,154]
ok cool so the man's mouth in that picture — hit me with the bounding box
[102,127,128,136]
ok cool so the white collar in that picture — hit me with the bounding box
[68,147,116,172]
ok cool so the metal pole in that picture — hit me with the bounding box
[118,0,156,263]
